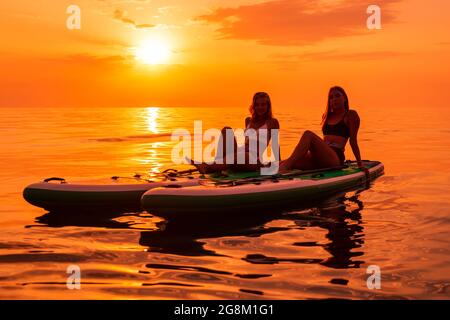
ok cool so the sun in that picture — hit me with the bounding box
[135,39,171,65]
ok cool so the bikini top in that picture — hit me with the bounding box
[245,121,268,132]
[245,121,268,143]
[322,115,350,138]
[243,120,269,158]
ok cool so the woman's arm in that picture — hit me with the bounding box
[245,117,251,128]
[347,110,362,166]
[267,118,280,140]
[268,118,281,162]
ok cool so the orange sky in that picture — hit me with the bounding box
[0,0,449,109]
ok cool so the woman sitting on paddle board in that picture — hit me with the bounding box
[191,92,280,174]
[279,86,362,172]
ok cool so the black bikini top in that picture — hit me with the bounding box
[322,114,350,138]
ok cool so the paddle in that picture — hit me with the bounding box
[111,168,199,182]
[161,168,199,177]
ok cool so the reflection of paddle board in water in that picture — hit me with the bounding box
[141,160,384,218]
[23,169,200,213]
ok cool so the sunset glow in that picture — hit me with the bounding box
[0,0,448,109]
[1,0,449,302]
[134,39,171,65]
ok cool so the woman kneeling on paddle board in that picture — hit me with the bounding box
[279,86,362,172]
[191,92,280,174]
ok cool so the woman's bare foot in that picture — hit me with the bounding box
[185,157,208,174]
[185,157,226,174]
[196,163,214,174]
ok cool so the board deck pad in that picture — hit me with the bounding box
[141,161,385,218]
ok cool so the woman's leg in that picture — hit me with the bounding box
[191,127,237,173]
[279,130,340,172]
[280,151,315,171]
[215,127,238,164]
[230,151,262,172]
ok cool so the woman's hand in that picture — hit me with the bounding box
[348,110,362,168]
[357,161,370,177]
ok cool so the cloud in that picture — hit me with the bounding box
[270,50,408,61]
[265,49,408,70]
[113,9,154,29]
[197,0,401,46]
[67,32,130,48]
[41,53,133,67]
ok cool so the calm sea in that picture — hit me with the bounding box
[0,106,449,299]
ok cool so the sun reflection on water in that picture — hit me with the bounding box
[146,107,159,134]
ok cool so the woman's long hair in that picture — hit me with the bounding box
[249,92,273,121]
[321,86,349,128]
